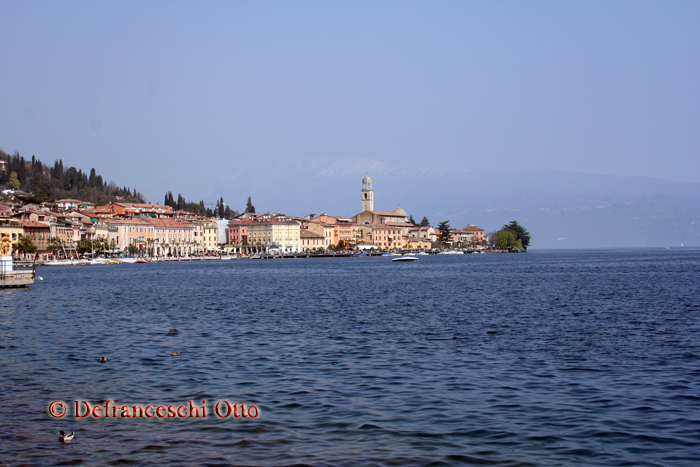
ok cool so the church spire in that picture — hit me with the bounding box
[361,175,374,212]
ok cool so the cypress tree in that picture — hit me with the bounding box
[245,197,255,214]
[18,156,26,184]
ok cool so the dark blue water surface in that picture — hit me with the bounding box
[2,249,700,466]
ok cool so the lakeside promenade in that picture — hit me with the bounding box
[20,246,521,267]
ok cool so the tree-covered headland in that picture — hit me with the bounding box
[489,221,531,251]
[0,150,145,205]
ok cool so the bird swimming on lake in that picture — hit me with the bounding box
[171,351,179,356]
[168,329,177,335]
[99,356,106,363]
[57,430,74,442]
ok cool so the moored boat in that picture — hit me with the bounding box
[43,259,82,266]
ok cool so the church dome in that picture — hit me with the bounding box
[394,206,407,217]
[362,175,372,185]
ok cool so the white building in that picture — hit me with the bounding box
[216,219,229,244]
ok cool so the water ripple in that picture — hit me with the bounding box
[1,250,700,465]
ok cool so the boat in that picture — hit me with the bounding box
[416,252,429,256]
[43,259,82,266]
[392,256,418,262]
[88,258,110,265]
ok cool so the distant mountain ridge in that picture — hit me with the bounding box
[178,160,700,248]
[6,146,695,249]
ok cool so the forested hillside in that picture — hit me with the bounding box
[0,150,145,205]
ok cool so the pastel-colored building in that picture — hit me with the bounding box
[227,220,249,245]
[55,199,86,211]
[21,221,51,258]
[310,214,353,247]
[300,229,324,251]
[0,218,24,244]
[372,225,403,249]
[352,224,374,246]
[246,220,301,253]
[454,225,485,245]
[107,203,173,217]
[403,236,431,249]
[146,218,196,256]
[104,217,156,253]
[203,221,218,251]
[305,221,334,248]
[408,226,436,242]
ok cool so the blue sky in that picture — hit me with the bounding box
[1,0,699,211]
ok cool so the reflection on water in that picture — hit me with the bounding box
[2,250,700,466]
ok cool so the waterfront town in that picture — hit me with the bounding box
[1,175,490,261]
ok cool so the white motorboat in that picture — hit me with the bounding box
[89,258,110,265]
[43,259,81,266]
[392,256,418,262]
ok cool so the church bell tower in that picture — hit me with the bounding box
[361,175,374,212]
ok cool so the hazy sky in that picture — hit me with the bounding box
[1,0,699,208]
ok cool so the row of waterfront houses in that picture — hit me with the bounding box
[1,201,214,259]
[1,177,486,259]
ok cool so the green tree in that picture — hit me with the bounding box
[182,202,206,216]
[14,236,38,256]
[92,237,106,253]
[420,216,430,227]
[494,229,516,248]
[77,238,93,255]
[48,237,64,253]
[408,215,416,225]
[126,244,139,256]
[245,197,255,214]
[437,221,452,246]
[8,171,20,190]
[20,187,51,204]
[501,221,531,250]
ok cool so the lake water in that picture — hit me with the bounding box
[1,249,699,466]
